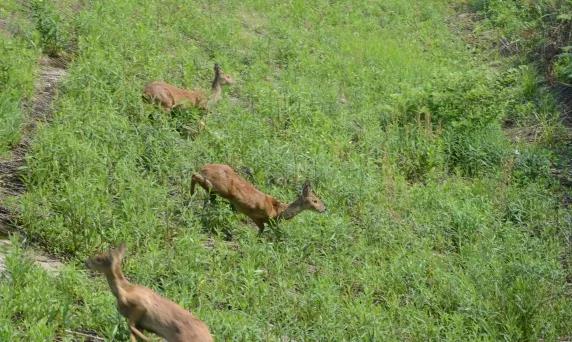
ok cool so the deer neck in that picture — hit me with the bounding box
[277,196,307,221]
[209,82,222,105]
[104,265,129,299]
[208,70,224,106]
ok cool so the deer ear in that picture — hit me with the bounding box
[302,181,311,196]
[114,242,127,259]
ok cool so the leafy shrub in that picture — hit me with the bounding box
[0,26,38,154]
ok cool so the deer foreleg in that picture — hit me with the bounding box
[128,306,150,342]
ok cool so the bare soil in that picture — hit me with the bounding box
[0,55,67,275]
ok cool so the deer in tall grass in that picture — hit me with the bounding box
[143,63,234,111]
[85,244,213,342]
[191,164,326,233]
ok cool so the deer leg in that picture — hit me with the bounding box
[204,192,218,208]
[128,306,150,342]
[191,173,217,209]
[191,174,213,193]
[129,326,149,342]
[191,174,214,194]
[254,219,266,234]
[190,174,200,195]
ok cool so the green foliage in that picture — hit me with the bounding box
[512,146,553,184]
[472,0,572,84]
[29,0,73,57]
[445,123,510,176]
[0,238,121,341]
[0,2,40,155]
[554,46,572,83]
[0,0,570,340]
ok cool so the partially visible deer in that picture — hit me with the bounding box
[85,244,213,342]
[190,164,326,233]
[143,63,234,111]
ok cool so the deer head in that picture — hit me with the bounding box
[213,63,234,86]
[85,243,126,273]
[300,181,326,213]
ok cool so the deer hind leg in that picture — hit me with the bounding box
[129,325,149,342]
[127,306,150,341]
[254,219,266,234]
[208,193,218,205]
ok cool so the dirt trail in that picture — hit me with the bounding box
[0,51,105,342]
[0,56,68,275]
[551,85,572,188]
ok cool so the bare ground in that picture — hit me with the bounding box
[0,55,68,275]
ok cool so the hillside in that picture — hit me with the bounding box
[0,0,570,340]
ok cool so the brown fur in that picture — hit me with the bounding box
[143,63,233,111]
[190,164,326,233]
[86,244,213,342]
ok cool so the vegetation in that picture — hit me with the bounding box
[0,0,39,156]
[471,0,572,85]
[0,0,570,340]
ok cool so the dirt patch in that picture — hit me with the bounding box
[503,126,543,144]
[0,237,63,276]
[0,55,67,274]
[0,55,67,227]
[58,329,105,342]
[0,238,9,274]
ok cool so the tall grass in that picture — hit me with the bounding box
[1,0,570,340]
[0,1,39,156]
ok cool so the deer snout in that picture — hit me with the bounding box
[223,75,235,85]
[311,201,326,213]
[85,258,96,270]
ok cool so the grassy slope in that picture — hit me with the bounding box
[0,0,570,340]
[0,1,39,156]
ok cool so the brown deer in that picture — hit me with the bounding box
[85,244,213,342]
[190,164,326,233]
[143,63,234,111]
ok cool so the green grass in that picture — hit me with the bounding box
[1,0,571,340]
[470,0,572,90]
[0,1,40,156]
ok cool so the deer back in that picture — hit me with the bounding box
[132,288,213,342]
[144,81,206,109]
[199,164,281,219]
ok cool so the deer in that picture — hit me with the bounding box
[143,63,234,111]
[85,243,213,342]
[190,164,326,233]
